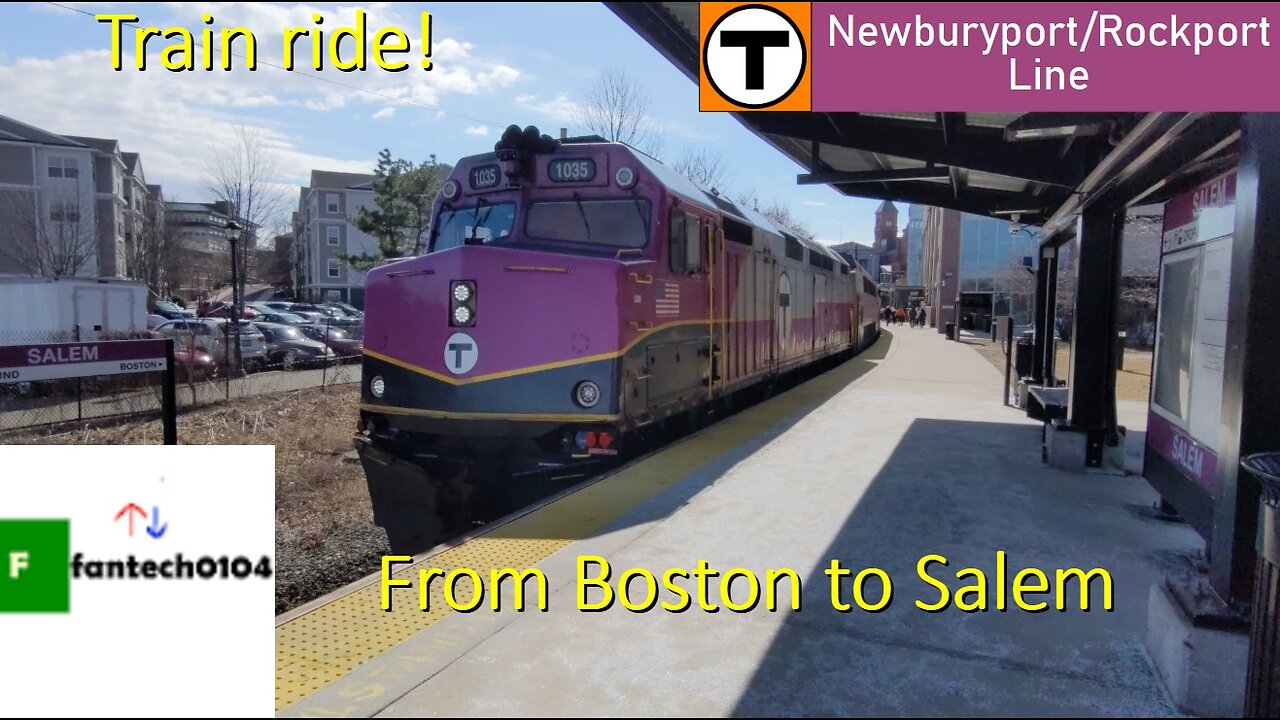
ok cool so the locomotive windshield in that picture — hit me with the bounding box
[525,198,650,248]
[432,202,517,251]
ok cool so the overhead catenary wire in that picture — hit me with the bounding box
[44,1,505,129]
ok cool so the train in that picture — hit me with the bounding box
[355,125,881,548]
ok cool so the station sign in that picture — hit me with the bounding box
[0,339,168,384]
[1161,170,1236,254]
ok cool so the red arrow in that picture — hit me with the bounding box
[114,503,148,537]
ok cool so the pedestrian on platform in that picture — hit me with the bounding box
[896,307,906,325]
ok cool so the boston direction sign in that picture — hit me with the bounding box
[0,339,169,383]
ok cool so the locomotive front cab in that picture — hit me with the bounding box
[357,128,672,472]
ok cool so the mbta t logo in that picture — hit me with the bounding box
[700,2,811,111]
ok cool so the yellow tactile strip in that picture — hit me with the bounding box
[275,336,888,712]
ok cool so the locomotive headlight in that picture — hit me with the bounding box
[450,280,476,327]
[615,166,636,188]
[574,380,601,408]
[370,375,385,398]
[441,179,461,201]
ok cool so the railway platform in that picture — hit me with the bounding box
[277,325,1200,716]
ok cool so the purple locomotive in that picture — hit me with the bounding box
[356,125,880,548]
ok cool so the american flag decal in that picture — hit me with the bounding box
[655,281,681,317]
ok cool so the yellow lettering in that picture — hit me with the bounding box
[95,14,139,70]
[373,27,410,71]
[691,559,719,612]
[577,555,613,611]
[1013,568,1049,612]
[222,28,256,70]
[418,567,443,611]
[915,554,951,612]
[722,568,761,613]
[491,567,547,612]
[765,567,801,611]
[826,559,852,612]
[1056,567,1113,611]
[852,568,893,612]
[161,29,194,71]
[444,568,483,612]
[330,9,366,71]
[379,555,412,611]
[619,568,658,612]
[661,568,691,612]
[283,28,310,70]
[954,568,987,612]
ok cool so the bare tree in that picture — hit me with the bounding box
[760,200,815,241]
[673,147,732,192]
[205,125,286,302]
[127,193,176,299]
[0,188,97,277]
[575,68,661,155]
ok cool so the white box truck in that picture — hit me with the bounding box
[0,277,148,344]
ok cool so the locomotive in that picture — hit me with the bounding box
[356,125,881,548]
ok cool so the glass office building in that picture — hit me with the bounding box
[958,214,1040,328]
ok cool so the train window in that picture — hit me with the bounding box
[669,207,687,273]
[525,198,650,248]
[431,202,517,252]
[685,216,702,271]
[784,234,804,261]
[724,217,753,246]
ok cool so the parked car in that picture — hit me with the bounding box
[146,314,168,330]
[174,346,218,381]
[291,310,326,324]
[297,324,363,360]
[321,302,363,319]
[329,302,363,317]
[152,300,196,320]
[252,322,336,370]
[261,301,296,312]
[255,311,308,325]
[198,302,260,320]
[153,318,267,369]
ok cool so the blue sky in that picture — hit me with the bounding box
[0,2,891,245]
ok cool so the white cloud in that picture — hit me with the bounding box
[514,92,581,125]
[372,106,396,120]
[463,124,489,136]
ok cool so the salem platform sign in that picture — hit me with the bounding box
[0,340,168,384]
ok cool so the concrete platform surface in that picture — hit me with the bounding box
[293,327,1201,717]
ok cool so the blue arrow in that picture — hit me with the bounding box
[146,506,168,539]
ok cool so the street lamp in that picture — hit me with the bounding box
[225,219,245,378]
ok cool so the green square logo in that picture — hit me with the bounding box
[0,519,70,613]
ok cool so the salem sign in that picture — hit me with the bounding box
[0,340,168,384]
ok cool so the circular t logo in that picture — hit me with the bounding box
[703,4,807,109]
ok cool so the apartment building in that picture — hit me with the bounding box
[0,116,111,278]
[293,170,379,308]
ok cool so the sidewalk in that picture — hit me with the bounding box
[301,326,1200,716]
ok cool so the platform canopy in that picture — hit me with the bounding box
[607,2,1242,244]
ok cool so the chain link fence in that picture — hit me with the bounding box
[0,316,363,435]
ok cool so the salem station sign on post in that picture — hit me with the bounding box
[0,339,179,444]
[0,340,169,383]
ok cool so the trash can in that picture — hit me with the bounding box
[945,322,955,340]
[1244,452,1280,717]
[1014,337,1035,378]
